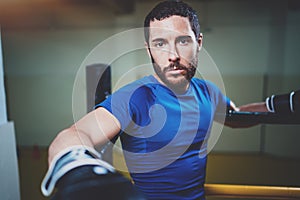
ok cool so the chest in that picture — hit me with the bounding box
[122,90,214,153]
[149,94,212,143]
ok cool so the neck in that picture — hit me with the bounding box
[153,74,190,94]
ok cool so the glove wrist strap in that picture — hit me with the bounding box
[41,146,115,197]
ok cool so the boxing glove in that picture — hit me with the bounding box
[41,146,145,200]
[266,90,300,114]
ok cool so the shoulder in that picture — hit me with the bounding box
[98,76,155,108]
[116,76,157,93]
[119,76,157,99]
[191,78,229,106]
[110,76,158,109]
[191,78,220,94]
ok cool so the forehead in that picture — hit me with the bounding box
[149,15,194,39]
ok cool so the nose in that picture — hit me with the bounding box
[168,46,180,63]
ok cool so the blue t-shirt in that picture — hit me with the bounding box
[98,75,229,200]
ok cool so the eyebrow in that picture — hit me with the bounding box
[151,35,192,42]
[176,35,192,40]
[151,38,166,43]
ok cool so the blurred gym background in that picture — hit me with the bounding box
[0,0,300,199]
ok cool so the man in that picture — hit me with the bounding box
[42,1,253,199]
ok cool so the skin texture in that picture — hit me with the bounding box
[48,107,121,164]
[146,16,202,94]
[239,102,268,112]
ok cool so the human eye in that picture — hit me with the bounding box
[177,36,191,46]
[152,39,166,48]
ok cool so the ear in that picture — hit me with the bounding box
[197,33,203,51]
[145,41,151,57]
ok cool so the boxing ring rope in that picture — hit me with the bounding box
[204,184,300,199]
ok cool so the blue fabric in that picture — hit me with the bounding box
[98,75,230,200]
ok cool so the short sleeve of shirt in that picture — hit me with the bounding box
[204,80,230,112]
[192,79,230,121]
[95,87,132,132]
[95,76,157,133]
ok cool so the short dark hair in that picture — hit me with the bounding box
[144,0,200,44]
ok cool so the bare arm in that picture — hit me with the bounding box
[48,107,121,164]
[224,101,266,128]
[223,100,242,128]
[238,102,268,112]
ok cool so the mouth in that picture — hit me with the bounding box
[167,64,188,75]
[168,63,186,71]
[173,65,179,70]
[165,63,196,80]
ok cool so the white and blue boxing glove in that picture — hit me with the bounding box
[41,146,145,200]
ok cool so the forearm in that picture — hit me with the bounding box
[224,101,265,128]
[48,126,95,165]
[47,108,121,165]
[239,90,300,113]
[238,102,268,112]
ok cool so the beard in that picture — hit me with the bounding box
[150,52,198,93]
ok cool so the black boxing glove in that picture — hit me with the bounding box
[41,146,146,200]
[266,90,300,114]
[293,90,300,113]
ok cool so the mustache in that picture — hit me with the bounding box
[165,63,188,72]
[165,63,196,79]
[149,50,197,80]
